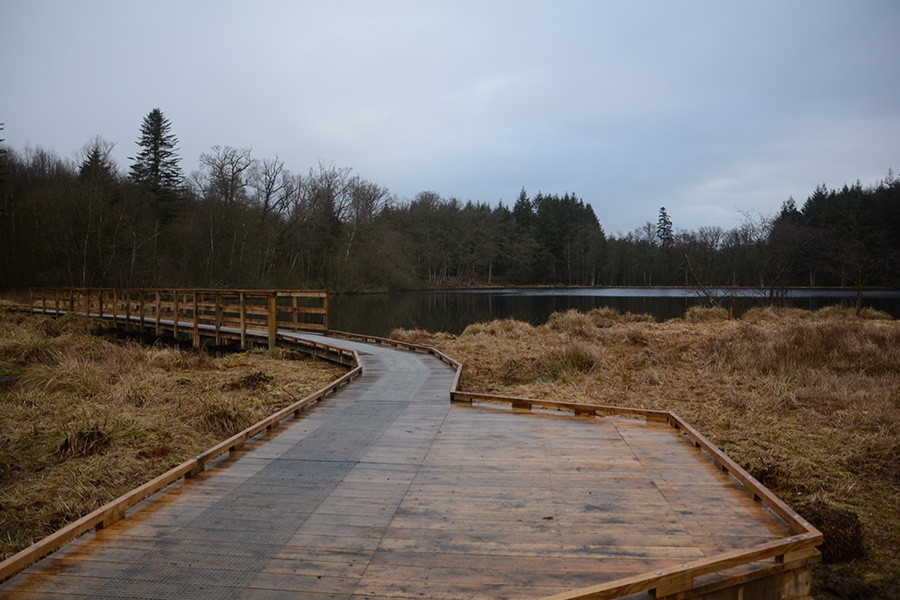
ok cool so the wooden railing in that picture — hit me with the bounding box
[28,288,329,349]
[328,330,823,600]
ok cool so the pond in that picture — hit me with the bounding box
[328,287,900,337]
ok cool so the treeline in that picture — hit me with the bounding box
[0,112,897,292]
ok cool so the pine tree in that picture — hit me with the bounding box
[657,206,674,247]
[0,123,7,186]
[79,136,118,187]
[129,108,183,194]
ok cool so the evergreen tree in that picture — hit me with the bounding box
[512,188,533,228]
[129,108,183,195]
[0,123,7,187]
[79,136,118,187]
[657,206,674,247]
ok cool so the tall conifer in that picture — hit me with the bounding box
[129,108,183,194]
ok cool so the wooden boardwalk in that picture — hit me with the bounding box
[1,334,793,599]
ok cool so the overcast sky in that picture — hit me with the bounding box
[2,0,898,234]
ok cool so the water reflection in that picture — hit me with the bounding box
[329,288,900,337]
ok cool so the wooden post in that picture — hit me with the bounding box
[192,292,200,350]
[267,294,277,350]
[29,288,34,312]
[240,292,247,350]
[322,291,329,332]
[215,293,222,346]
[138,290,145,335]
[54,289,60,316]
[41,291,46,315]
[125,289,131,332]
[291,294,298,331]
[112,289,118,328]
[98,289,103,319]
[173,291,180,340]
[155,290,161,336]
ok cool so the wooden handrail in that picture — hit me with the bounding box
[28,288,330,349]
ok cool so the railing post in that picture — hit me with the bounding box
[292,294,298,331]
[173,291,180,340]
[155,290,161,336]
[240,292,247,350]
[125,289,131,332]
[322,291,329,332]
[267,293,277,350]
[98,289,103,319]
[54,289,60,316]
[112,288,118,328]
[138,289,145,335]
[215,293,222,346]
[192,291,200,350]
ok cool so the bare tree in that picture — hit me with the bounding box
[194,145,254,206]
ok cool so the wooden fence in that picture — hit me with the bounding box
[28,288,328,349]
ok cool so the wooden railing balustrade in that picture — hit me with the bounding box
[28,288,328,349]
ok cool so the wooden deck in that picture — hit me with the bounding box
[1,334,798,599]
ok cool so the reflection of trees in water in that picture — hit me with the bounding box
[329,291,899,337]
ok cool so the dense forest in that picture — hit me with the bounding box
[1,111,898,293]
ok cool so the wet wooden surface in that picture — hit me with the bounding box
[0,334,790,599]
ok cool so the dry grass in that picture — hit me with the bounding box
[0,310,346,560]
[400,305,900,599]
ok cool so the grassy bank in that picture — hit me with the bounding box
[393,305,899,599]
[0,309,346,561]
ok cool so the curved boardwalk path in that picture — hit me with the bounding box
[0,334,790,599]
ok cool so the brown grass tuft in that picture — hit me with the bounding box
[389,327,439,345]
[684,305,729,322]
[543,341,605,377]
[627,312,656,323]
[816,304,893,320]
[461,319,534,338]
[545,309,598,338]
[740,306,813,322]
[587,306,622,327]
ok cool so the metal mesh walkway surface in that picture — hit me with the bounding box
[0,335,792,599]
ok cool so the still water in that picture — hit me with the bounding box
[328,288,900,337]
